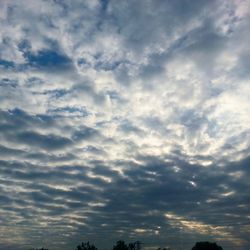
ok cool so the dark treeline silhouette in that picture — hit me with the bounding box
[29,240,223,250]
[113,240,143,250]
[156,248,171,250]
[29,248,49,250]
[75,241,98,250]
[192,242,223,250]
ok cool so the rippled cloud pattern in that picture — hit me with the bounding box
[0,1,250,250]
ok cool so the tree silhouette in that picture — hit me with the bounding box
[128,243,135,250]
[75,241,98,250]
[128,241,143,250]
[113,240,129,250]
[192,242,223,250]
[29,248,49,250]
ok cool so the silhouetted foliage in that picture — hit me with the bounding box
[75,241,98,250]
[128,241,143,250]
[28,248,49,250]
[128,243,134,250]
[192,241,223,250]
[28,239,224,250]
[29,248,49,250]
[113,240,129,250]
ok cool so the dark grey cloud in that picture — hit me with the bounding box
[14,131,72,150]
[72,126,100,142]
[0,109,73,151]
[108,0,216,53]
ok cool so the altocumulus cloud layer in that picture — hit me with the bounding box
[0,0,250,249]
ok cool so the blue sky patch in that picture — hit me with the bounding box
[0,59,15,69]
[24,49,72,70]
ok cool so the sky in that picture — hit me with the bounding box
[0,0,250,249]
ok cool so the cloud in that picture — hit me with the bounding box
[0,0,250,250]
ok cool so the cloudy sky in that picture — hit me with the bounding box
[0,0,250,249]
